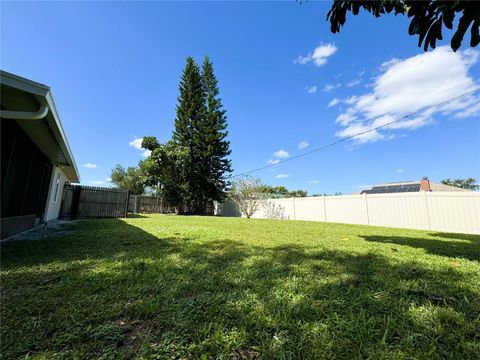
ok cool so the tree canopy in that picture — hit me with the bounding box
[259,185,308,198]
[441,177,479,190]
[110,164,145,195]
[141,139,189,206]
[327,1,480,51]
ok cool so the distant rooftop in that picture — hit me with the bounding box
[359,178,470,194]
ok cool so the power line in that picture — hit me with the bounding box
[230,87,479,179]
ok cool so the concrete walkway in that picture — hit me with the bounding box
[1,220,77,243]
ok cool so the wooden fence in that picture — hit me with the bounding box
[127,195,176,214]
[59,185,129,219]
[60,185,176,219]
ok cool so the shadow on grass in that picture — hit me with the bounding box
[362,232,480,261]
[1,219,479,359]
[429,232,480,242]
[127,213,150,218]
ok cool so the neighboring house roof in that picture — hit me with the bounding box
[359,179,470,194]
[0,71,80,182]
[429,182,471,192]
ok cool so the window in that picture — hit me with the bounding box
[53,172,61,202]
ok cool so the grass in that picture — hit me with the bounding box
[1,215,479,359]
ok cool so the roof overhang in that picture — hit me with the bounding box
[0,71,80,183]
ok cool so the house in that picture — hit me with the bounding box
[359,177,471,194]
[1,71,80,239]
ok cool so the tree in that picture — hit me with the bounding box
[172,57,207,213]
[441,178,479,190]
[289,189,308,198]
[110,165,145,195]
[229,176,266,219]
[168,56,233,214]
[141,138,189,211]
[327,1,480,52]
[258,185,308,198]
[141,56,232,214]
[200,56,233,204]
[259,185,289,197]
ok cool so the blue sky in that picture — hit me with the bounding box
[2,2,479,194]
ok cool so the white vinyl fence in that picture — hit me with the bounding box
[216,192,480,234]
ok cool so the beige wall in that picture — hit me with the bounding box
[217,192,480,234]
[45,166,69,221]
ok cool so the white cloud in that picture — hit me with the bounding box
[276,174,290,179]
[344,95,358,105]
[305,85,317,94]
[346,71,364,88]
[298,141,309,149]
[90,180,104,185]
[129,137,143,149]
[347,79,362,87]
[335,122,385,144]
[105,177,112,182]
[335,47,480,144]
[295,43,338,67]
[309,180,320,184]
[267,149,290,165]
[322,83,341,92]
[129,137,151,157]
[336,109,358,126]
[327,98,341,108]
[267,158,280,165]
[395,168,404,173]
[83,163,98,169]
[273,149,290,159]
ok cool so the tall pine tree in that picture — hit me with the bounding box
[167,56,232,214]
[172,57,206,213]
[200,56,232,205]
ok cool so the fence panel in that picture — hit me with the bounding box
[217,192,480,234]
[60,185,129,219]
[293,197,326,222]
[366,192,430,230]
[127,195,177,214]
[324,195,368,225]
[426,192,480,234]
[251,198,295,220]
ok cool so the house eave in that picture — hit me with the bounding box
[0,70,80,183]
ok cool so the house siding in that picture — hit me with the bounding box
[45,167,69,222]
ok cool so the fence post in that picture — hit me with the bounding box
[124,190,130,218]
[292,197,296,220]
[363,193,370,225]
[133,195,138,214]
[322,195,327,222]
[71,186,82,220]
[423,191,432,230]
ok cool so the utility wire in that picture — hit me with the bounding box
[230,87,479,179]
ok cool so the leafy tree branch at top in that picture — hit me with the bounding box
[327,1,479,52]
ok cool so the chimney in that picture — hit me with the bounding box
[420,177,431,191]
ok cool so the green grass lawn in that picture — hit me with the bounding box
[1,215,480,359]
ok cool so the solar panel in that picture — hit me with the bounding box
[361,183,421,194]
[360,184,420,194]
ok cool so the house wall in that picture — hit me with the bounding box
[1,120,54,239]
[1,119,53,221]
[217,192,480,235]
[45,167,69,222]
